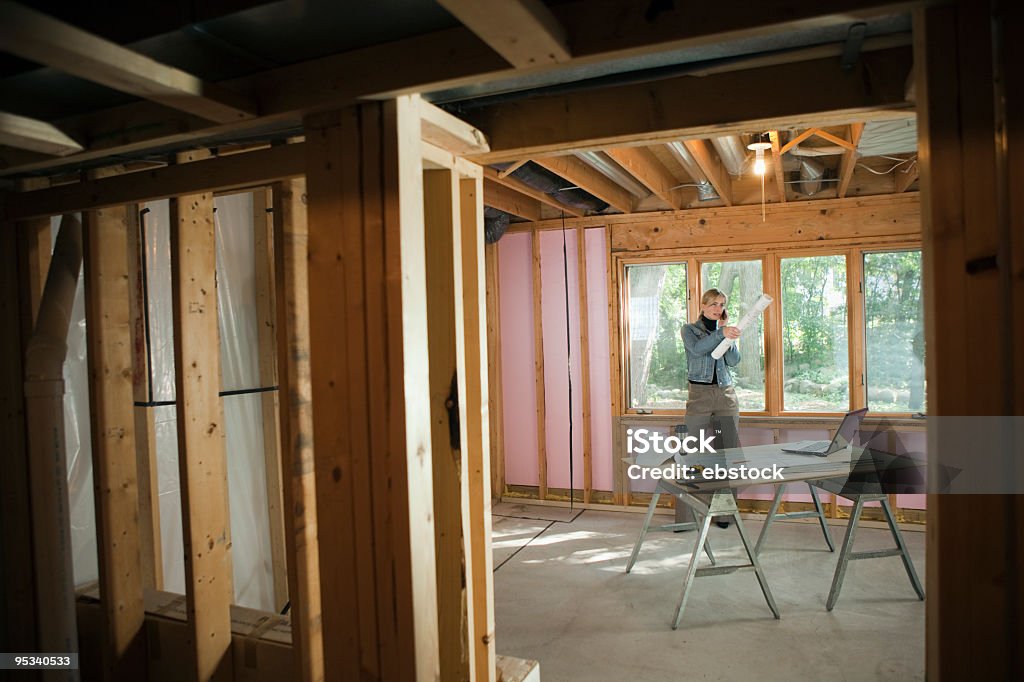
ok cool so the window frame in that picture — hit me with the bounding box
[615,240,923,418]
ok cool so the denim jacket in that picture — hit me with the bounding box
[682,319,741,385]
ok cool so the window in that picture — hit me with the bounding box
[700,260,766,411]
[781,255,848,412]
[625,262,687,410]
[864,250,925,412]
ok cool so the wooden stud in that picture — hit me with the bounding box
[763,252,783,415]
[484,243,506,499]
[456,176,497,681]
[531,231,548,500]
[272,177,324,682]
[418,99,490,156]
[810,127,857,150]
[895,162,919,193]
[483,167,585,218]
[251,187,289,611]
[576,226,593,503]
[0,1,256,123]
[682,139,733,206]
[847,249,866,410]
[778,128,818,155]
[83,204,147,679]
[605,147,685,209]
[424,169,470,682]
[768,130,788,203]
[837,123,866,199]
[305,97,440,682]
[436,0,570,67]
[532,155,635,213]
[498,160,529,178]
[125,205,163,590]
[483,178,543,220]
[169,192,233,682]
[606,233,624,505]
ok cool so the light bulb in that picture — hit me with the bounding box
[753,154,766,175]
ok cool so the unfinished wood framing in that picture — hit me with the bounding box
[485,243,506,498]
[483,167,585,217]
[304,97,440,681]
[605,147,685,209]
[531,231,548,500]
[484,178,542,220]
[895,162,919,193]
[272,177,324,682]
[424,168,470,682]
[682,139,733,206]
[251,187,288,611]
[847,250,867,410]
[125,205,163,591]
[838,123,866,198]
[576,226,593,503]
[436,0,570,67]
[768,130,788,203]
[82,204,147,678]
[532,155,635,213]
[169,192,233,682]
[456,176,497,681]
[0,1,255,123]
[0,111,83,156]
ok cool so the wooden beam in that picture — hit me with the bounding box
[484,243,506,499]
[532,155,635,213]
[419,99,490,156]
[436,0,570,67]
[768,130,788,203]
[272,177,324,682]
[125,205,162,591]
[0,112,82,156]
[456,177,497,681]
[251,187,288,611]
[169,192,233,682]
[531,232,547,499]
[0,1,255,123]
[466,48,913,164]
[423,169,469,682]
[778,128,818,155]
[605,147,685,209]
[838,123,866,198]
[895,161,919,192]
[682,139,733,206]
[576,226,593,503]
[810,127,857,150]
[304,97,440,681]
[498,160,529,178]
[483,179,542,220]
[82,204,146,679]
[3,143,304,222]
[483,167,584,217]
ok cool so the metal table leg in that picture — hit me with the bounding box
[625,484,715,574]
[755,482,834,555]
[881,497,925,600]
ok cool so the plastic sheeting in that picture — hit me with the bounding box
[66,194,275,611]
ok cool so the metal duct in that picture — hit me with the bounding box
[711,135,747,176]
[665,142,719,201]
[798,158,825,195]
[575,151,650,198]
[484,207,510,244]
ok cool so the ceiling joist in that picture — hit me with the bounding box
[532,155,635,213]
[436,0,570,68]
[768,130,787,203]
[483,167,584,217]
[483,178,542,220]
[0,0,256,124]
[0,112,83,156]
[419,99,490,156]
[605,147,685,210]
[895,161,919,193]
[682,140,733,207]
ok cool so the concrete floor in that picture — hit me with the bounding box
[492,502,925,681]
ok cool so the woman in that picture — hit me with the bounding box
[677,288,742,528]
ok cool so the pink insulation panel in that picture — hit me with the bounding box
[584,228,614,492]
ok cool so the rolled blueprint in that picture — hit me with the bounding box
[711,294,773,359]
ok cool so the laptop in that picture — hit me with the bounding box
[780,408,869,455]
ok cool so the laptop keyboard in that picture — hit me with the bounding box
[787,440,830,453]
